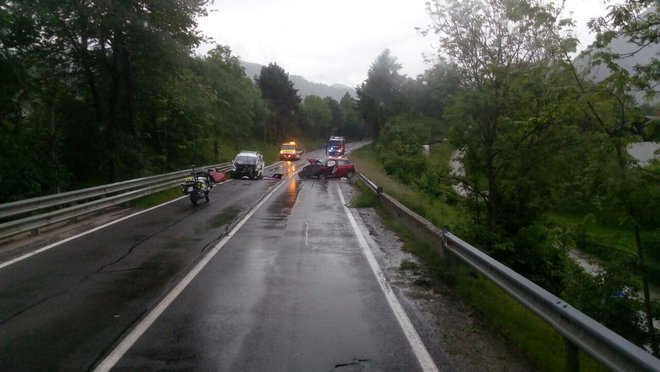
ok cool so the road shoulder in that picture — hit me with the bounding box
[339,181,533,371]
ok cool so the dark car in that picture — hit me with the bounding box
[231,151,265,179]
[298,158,356,179]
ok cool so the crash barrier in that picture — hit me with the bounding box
[0,140,373,243]
[0,164,233,241]
[356,172,659,371]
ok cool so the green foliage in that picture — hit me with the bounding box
[356,49,407,139]
[350,144,467,235]
[376,120,428,181]
[256,63,302,142]
[588,0,659,99]
[339,93,368,140]
[0,0,281,201]
[129,188,183,209]
[352,144,608,371]
[457,274,568,372]
[348,182,380,208]
[300,95,331,138]
[562,261,648,347]
[201,46,269,146]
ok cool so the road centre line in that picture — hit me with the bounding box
[92,177,289,372]
[336,183,439,372]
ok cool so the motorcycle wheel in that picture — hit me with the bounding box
[205,190,210,202]
[190,192,198,206]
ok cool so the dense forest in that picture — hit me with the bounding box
[1,0,658,356]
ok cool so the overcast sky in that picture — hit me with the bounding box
[196,0,620,87]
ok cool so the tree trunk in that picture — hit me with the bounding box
[105,35,121,183]
[122,49,141,173]
[634,218,659,356]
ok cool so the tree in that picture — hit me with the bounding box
[325,97,343,137]
[199,45,268,158]
[425,0,576,234]
[256,63,301,142]
[560,0,660,355]
[339,93,367,140]
[356,49,406,139]
[421,0,595,293]
[588,0,659,100]
[300,95,331,138]
[0,0,211,186]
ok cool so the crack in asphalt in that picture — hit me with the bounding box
[199,223,230,255]
[81,177,276,281]
[80,209,206,280]
[0,291,65,325]
[331,358,370,371]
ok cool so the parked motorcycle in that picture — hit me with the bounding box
[180,165,211,206]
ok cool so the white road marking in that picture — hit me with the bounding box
[337,184,439,372]
[0,180,237,270]
[92,177,289,372]
[0,197,186,270]
[304,221,309,248]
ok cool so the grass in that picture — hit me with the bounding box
[128,188,184,209]
[457,273,606,371]
[348,143,608,372]
[349,145,467,231]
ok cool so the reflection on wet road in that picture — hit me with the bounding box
[112,165,426,371]
[0,154,429,371]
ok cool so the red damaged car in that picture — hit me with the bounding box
[298,158,356,179]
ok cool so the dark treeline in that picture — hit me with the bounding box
[0,1,368,202]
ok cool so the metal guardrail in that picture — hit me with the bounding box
[356,172,659,371]
[0,163,232,241]
[0,140,372,242]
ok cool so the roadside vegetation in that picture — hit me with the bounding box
[350,144,609,371]
[348,0,659,359]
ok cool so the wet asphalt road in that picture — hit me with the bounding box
[0,158,427,371]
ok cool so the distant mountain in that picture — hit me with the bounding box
[240,61,356,101]
[574,16,659,105]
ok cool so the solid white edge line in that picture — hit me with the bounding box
[0,197,187,270]
[337,184,439,372]
[0,181,236,270]
[93,177,288,372]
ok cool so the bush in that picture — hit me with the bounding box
[562,262,648,347]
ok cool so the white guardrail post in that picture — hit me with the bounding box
[356,171,660,372]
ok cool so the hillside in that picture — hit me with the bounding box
[240,61,356,101]
[574,12,659,105]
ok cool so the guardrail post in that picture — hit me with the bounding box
[565,338,579,372]
[441,228,455,267]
